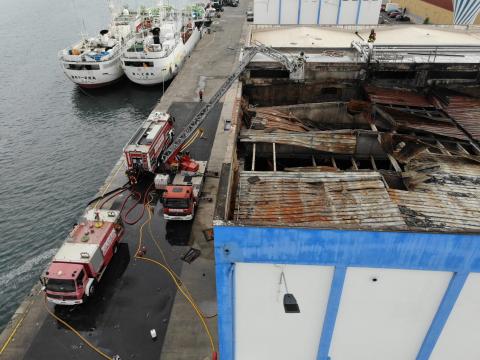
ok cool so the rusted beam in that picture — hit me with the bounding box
[436,140,451,156]
[251,143,256,171]
[387,154,402,172]
[273,142,277,172]
[456,143,470,155]
[470,142,480,155]
[331,157,338,170]
[351,157,359,170]
[370,155,378,171]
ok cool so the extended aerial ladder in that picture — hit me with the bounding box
[160,41,305,165]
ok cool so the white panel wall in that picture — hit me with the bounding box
[319,0,340,24]
[358,0,382,24]
[338,0,358,24]
[329,267,452,360]
[253,0,380,24]
[281,0,299,24]
[234,263,334,360]
[254,0,281,24]
[431,273,480,360]
[299,0,320,24]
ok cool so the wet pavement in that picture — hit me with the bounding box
[21,102,222,360]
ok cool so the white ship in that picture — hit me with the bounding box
[187,3,208,27]
[121,6,202,86]
[59,8,143,88]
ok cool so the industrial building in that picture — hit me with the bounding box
[397,0,480,24]
[253,0,382,24]
[214,25,480,360]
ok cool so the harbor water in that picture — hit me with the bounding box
[0,0,164,330]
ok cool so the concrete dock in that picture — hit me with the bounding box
[0,2,249,359]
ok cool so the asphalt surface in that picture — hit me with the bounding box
[22,102,223,360]
[379,10,413,25]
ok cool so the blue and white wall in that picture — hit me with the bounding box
[454,0,480,25]
[214,226,480,360]
[253,0,382,24]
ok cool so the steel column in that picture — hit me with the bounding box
[317,266,346,360]
[416,272,469,360]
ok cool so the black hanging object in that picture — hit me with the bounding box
[283,293,300,313]
[151,27,161,45]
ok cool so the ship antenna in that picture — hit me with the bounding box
[71,0,88,41]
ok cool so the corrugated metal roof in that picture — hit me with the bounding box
[240,130,357,154]
[443,96,480,142]
[406,153,480,178]
[379,106,469,141]
[389,154,480,232]
[389,189,480,231]
[250,108,311,132]
[233,86,480,233]
[234,171,407,230]
[366,86,434,108]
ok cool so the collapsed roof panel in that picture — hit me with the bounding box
[389,154,480,232]
[376,106,469,141]
[443,96,480,142]
[366,86,434,108]
[240,130,357,154]
[233,85,480,233]
[234,171,407,230]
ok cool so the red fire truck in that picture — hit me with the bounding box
[42,209,124,305]
[123,111,175,182]
[155,158,207,220]
[124,43,304,221]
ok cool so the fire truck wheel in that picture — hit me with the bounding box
[89,282,96,297]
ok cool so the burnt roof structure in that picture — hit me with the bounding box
[226,86,480,233]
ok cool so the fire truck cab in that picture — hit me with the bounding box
[161,161,207,220]
[42,209,124,305]
[124,112,174,179]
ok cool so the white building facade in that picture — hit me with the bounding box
[253,0,382,25]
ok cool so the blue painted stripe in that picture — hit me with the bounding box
[317,267,346,360]
[455,0,465,23]
[336,0,342,24]
[456,0,470,23]
[462,0,478,22]
[278,0,282,24]
[467,3,480,23]
[214,226,480,272]
[215,262,235,360]
[457,0,477,24]
[297,0,302,24]
[355,0,362,25]
[460,0,480,24]
[317,0,323,24]
[461,8,476,25]
[416,272,469,360]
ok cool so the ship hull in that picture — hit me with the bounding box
[122,28,201,86]
[61,56,125,88]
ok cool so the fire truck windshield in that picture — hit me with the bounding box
[46,278,76,292]
[164,198,190,209]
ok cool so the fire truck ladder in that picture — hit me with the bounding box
[160,42,305,164]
